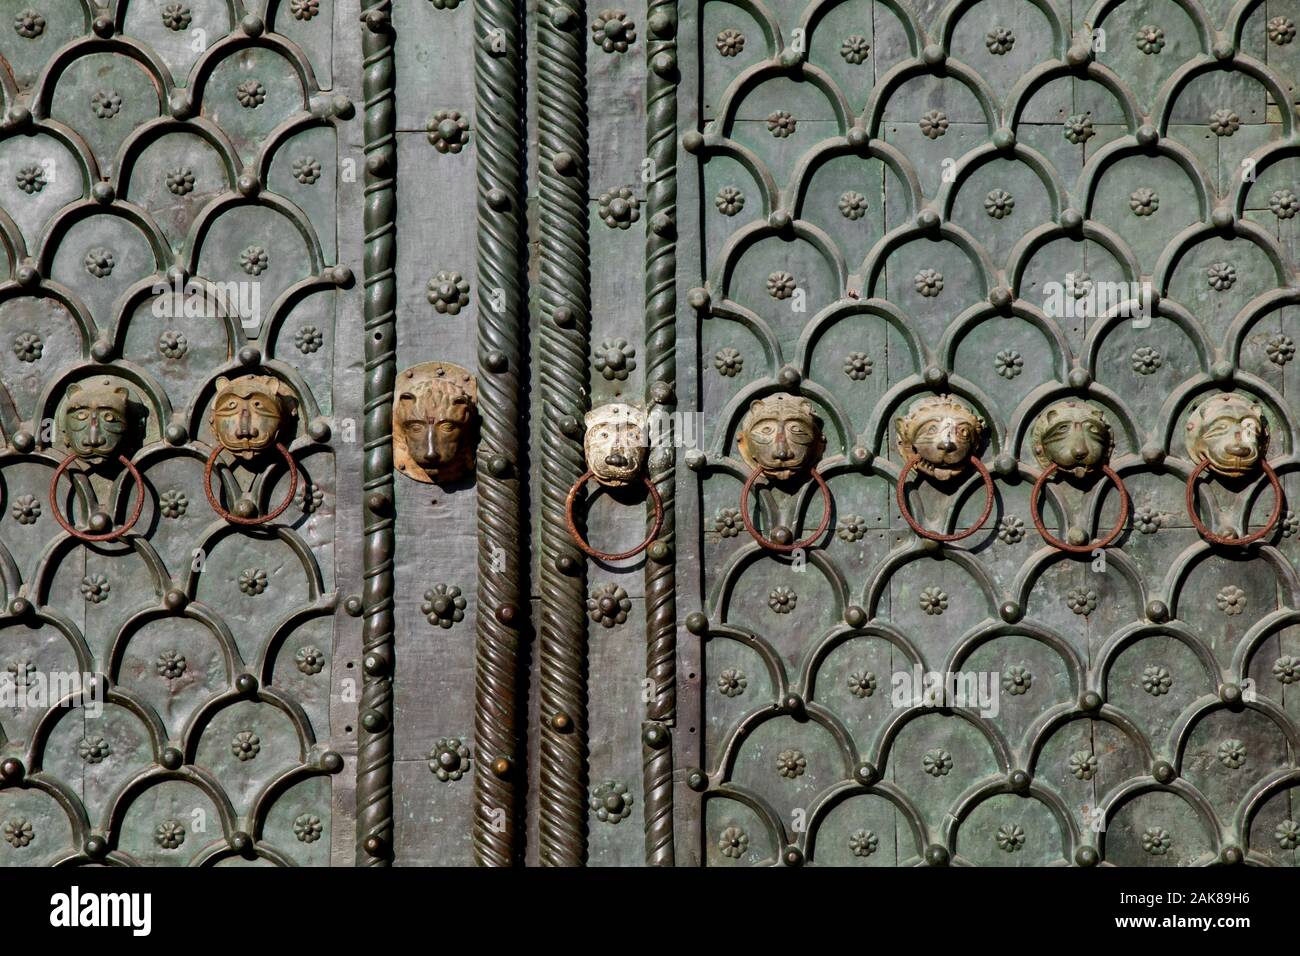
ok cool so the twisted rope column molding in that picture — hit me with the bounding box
[537,0,591,868]
[641,0,678,867]
[473,0,529,867]
[356,0,396,866]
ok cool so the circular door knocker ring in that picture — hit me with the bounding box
[1030,464,1129,554]
[1184,459,1283,548]
[740,467,833,553]
[895,454,995,542]
[565,471,663,561]
[204,443,299,526]
[49,454,144,542]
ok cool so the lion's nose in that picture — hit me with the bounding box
[605,452,628,468]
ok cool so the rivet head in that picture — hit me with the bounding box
[0,757,24,782]
[485,349,508,372]
[989,286,1013,309]
[1146,599,1169,622]
[685,611,708,634]
[783,692,804,712]
[684,448,706,471]
[558,415,582,439]
[1220,845,1243,865]
[1210,360,1234,383]
[1213,38,1235,60]
[1211,206,1233,230]
[550,4,577,29]
[164,423,188,446]
[1067,367,1091,390]
[1219,682,1242,706]
[993,128,1015,152]
[1136,124,1159,147]
[925,844,949,866]
[241,14,264,35]
[922,43,945,66]
[164,588,187,611]
[84,835,109,858]
[15,263,38,287]
[487,454,511,478]
[495,603,518,625]
[230,830,252,853]
[160,747,183,770]
[777,365,801,387]
[366,492,390,515]
[648,540,671,563]
[923,365,948,389]
[553,150,575,175]
[1080,690,1103,712]
[916,208,940,231]
[783,846,804,866]
[555,554,578,576]
[345,595,364,617]
[648,10,674,37]
[686,768,708,791]
[686,287,710,310]
[1060,208,1083,231]
[308,418,331,442]
[332,95,355,119]
[7,105,31,127]
[92,182,115,204]
[238,346,262,367]
[550,712,572,732]
[1141,444,1165,467]
[779,49,802,69]
[652,51,676,77]
[169,91,190,119]
[552,306,574,327]
[92,14,113,36]
[12,430,35,454]
[91,339,115,362]
[1066,526,1088,547]
[851,446,872,467]
[993,453,1017,478]
[770,526,794,546]
[845,605,867,628]
[643,723,669,748]
[362,8,389,31]
[1009,769,1031,792]
[1000,600,1021,623]
[233,498,258,520]
[486,187,510,211]
[87,512,112,534]
[855,761,878,785]
[361,710,387,732]
[769,209,792,230]
[363,835,387,857]
[237,173,259,197]
[1075,845,1099,866]
[1152,760,1176,783]
[235,673,258,695]
[650,212,673,236]
[491,756,512,778]
[8,597,32,618]
[363,651,388,676]
[1066,43,1092,67]
[682,131,704,153]
[847,127,868,148]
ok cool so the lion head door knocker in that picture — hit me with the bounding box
[1183,393,1282,546]
[49,379,145,542]
[564,403,663,561]
[392,362,478,484]
[894,396,994,542]
[736,393,832,552]
[1027,401,1129,553]
[204,374,299,525]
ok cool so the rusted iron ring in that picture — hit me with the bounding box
[1030,463,1130,553]
[204,442,299,526]
[740,466,832,553]
[565,470,663,561]
[49,453,144,543]
[1185,458,1283,547]
[895,454,994,542]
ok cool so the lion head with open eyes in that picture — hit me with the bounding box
[1031,401,1114,479]
[392,362,478,484]
[895,396,985,481]
[737,393,824,481]
[1185,393,1267,478]
[62,378,131,461]
[210,375,296,459]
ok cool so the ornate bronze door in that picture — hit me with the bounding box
[2,0,1299,869]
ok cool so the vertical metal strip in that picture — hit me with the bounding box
[472,0,528,867]
[642,0,678,867]
[537,0,591,868]
[356,1,396,867]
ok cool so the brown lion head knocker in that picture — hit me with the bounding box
[1184,393,1282,546]
[204,374,300,525]
[893,396,994,542]
[1028,401,1129,554]
[50,378,144,542]
[565,403,663,561]
[392,362,478,485]
[735,392,832,552]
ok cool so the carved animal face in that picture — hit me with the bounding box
[895,396,984,481]
[1031,401,1113,478]
[584,403,648,487]
[394,367,478,483]
[210,375,294,459]
[737,393,823,481]
[62,379,129,461]
[1186,393,1266,477]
